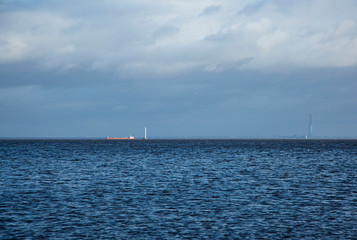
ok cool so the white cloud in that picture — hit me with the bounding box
[0,37,30,63]
[258,31,288,52]
[245,18,272,34]
[1,0,357,75]
[334,19,356,37]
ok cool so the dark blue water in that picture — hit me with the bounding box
[1,140,356,239]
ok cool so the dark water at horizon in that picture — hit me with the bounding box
[1,140,356,239]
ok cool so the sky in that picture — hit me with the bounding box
[1,0,357,138]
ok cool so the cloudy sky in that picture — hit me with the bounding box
[1,0,357,138]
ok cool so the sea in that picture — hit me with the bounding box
[1,139,356,239]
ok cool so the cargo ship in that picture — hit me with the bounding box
[106,135,134,140]
[106,127,147,140]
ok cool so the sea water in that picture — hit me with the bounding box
[1,140,356,239]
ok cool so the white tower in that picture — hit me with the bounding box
[144,126,148,140]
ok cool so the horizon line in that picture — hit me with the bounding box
[1,137,357,140]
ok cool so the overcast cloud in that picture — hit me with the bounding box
[1,0,357,138]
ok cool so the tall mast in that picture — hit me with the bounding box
[307,114,313,139]
[144,126,148,140]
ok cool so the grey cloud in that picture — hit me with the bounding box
[2,0,357,74]
[236,0,265,16]
[199,5,222,16]
[152,25,180,43]
[1,0,357,138]
[1,66,357,137]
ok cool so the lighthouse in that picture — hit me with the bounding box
[144,126,148,140]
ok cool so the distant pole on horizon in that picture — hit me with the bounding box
[144,126,148,140]
[307,114,313,139]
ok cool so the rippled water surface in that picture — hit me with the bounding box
[1,140,356,239]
